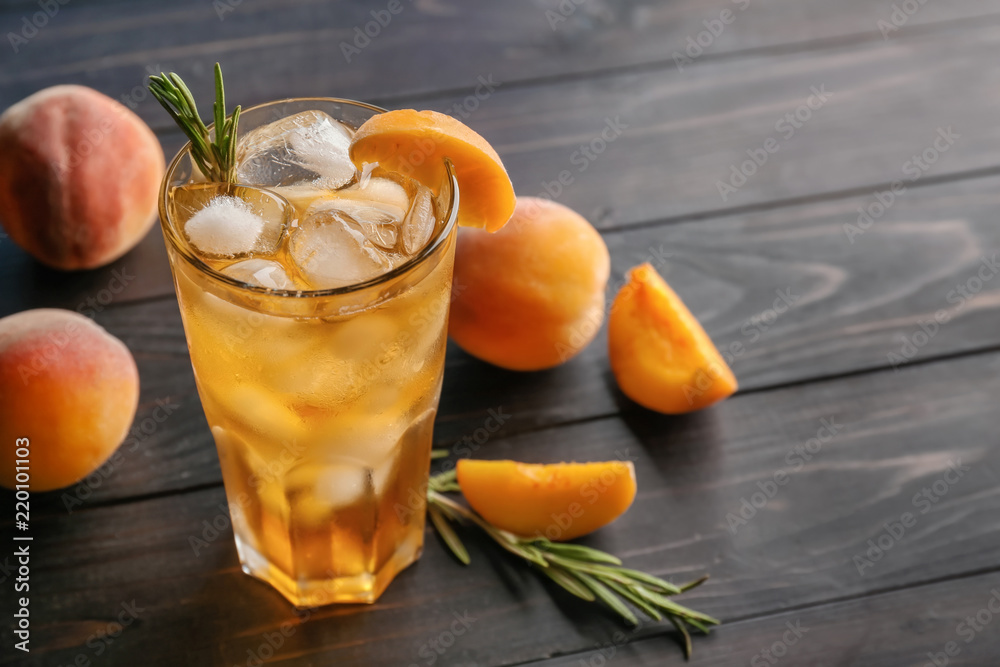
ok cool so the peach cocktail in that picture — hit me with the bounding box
[159,98,459,606]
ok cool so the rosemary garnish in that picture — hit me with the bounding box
[426,464,718,658]
[148,63,241,183]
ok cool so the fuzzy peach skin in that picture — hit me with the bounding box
[0,85,164,270]
[449,197,610,370]
[0,309,140,491]
[608,263,737,414]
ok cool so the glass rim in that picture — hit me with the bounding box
[158,96,460,299]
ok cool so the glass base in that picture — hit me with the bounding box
[235,531,424,607]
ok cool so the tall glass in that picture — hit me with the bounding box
[158,99,459,606]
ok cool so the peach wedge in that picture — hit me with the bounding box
[456,459,637,541]
[608,263,737,414]
[349,109,515,232]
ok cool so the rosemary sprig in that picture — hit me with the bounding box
[426,464,718,658]
[148,63,241,183]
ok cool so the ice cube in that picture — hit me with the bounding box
[286,459,378,513]
[306,177,412,251]
[270,183,330,211]
[221,259,296,290]
[351,176,410,213]
[170,183,291,258]
[289,204,396,289]
[184,195,265,257]
[236,110,356,189]
[317,463,370,509]
[318,199,401,250]
[402,186,435,255]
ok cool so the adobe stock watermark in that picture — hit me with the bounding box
[684,287,800,406]
[76,268,136,318]
[540,448,638,541]
[14,269,137,385]
[388,77,501,179]
[445,75,501,119]
[749,619,809,666]
[843,126,959,243]
[339,0,416,63]
[213,0,244,20]
[537,115,629,202]
[853,458,970,575]
[887,254,999,370]
[48,600,144,664]
[877,0,931,40]
[237,602,474,666]
[7,0,71,54]
[575,625,653,667]
[395,407,511,524]
[237,599,327,666]
[673,0,752,72]
[716,85,832,202]
[439,407,511,467]
[922,588,1000,666]
[555,244,676,364]
[62,397,181,512]
[189,438,306,556]
[544,0,588,31]
[55,64,166,180]
[406,611,477,667]
[726,417,843,534]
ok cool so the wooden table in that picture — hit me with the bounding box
[3,1,1000,664]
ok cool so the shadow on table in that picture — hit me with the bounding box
[606,367,727,481]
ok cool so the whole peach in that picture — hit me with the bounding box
[449,196,610,370]
[0,309,140,491]
[0,85,164,270]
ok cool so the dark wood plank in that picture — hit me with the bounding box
[6,17,1000,309]
[529,572,1000,666]
[5,350,1000,665]
[0,226,171,316]
[451,19,1000,232]
[13,172,1000,511]
[6,16,1000,310]
[3,0,1000,132]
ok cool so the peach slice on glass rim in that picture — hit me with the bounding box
[349,109,516,232]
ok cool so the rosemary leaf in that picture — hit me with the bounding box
[539,566,596,602]
[429,507,470,565]
[634,587,720,626]
[616,567,683,595]
[426,453,715,655]
[668,615,693,659]
[148,64,240,183]
[537,542,623,565]
[603,579,662,621]
[574,571,639,625]
[679,574,710,593]
[685,617,712,635]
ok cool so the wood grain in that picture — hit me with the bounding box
[6,19,1000,311]
[5,7,1000,238]
[4,350,1000,665]
[4,2,1000,664]
[529,572,1000,666]
[10,173,1000,512]
[4,0,1000,131]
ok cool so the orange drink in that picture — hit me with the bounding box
[159,99,458,606]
